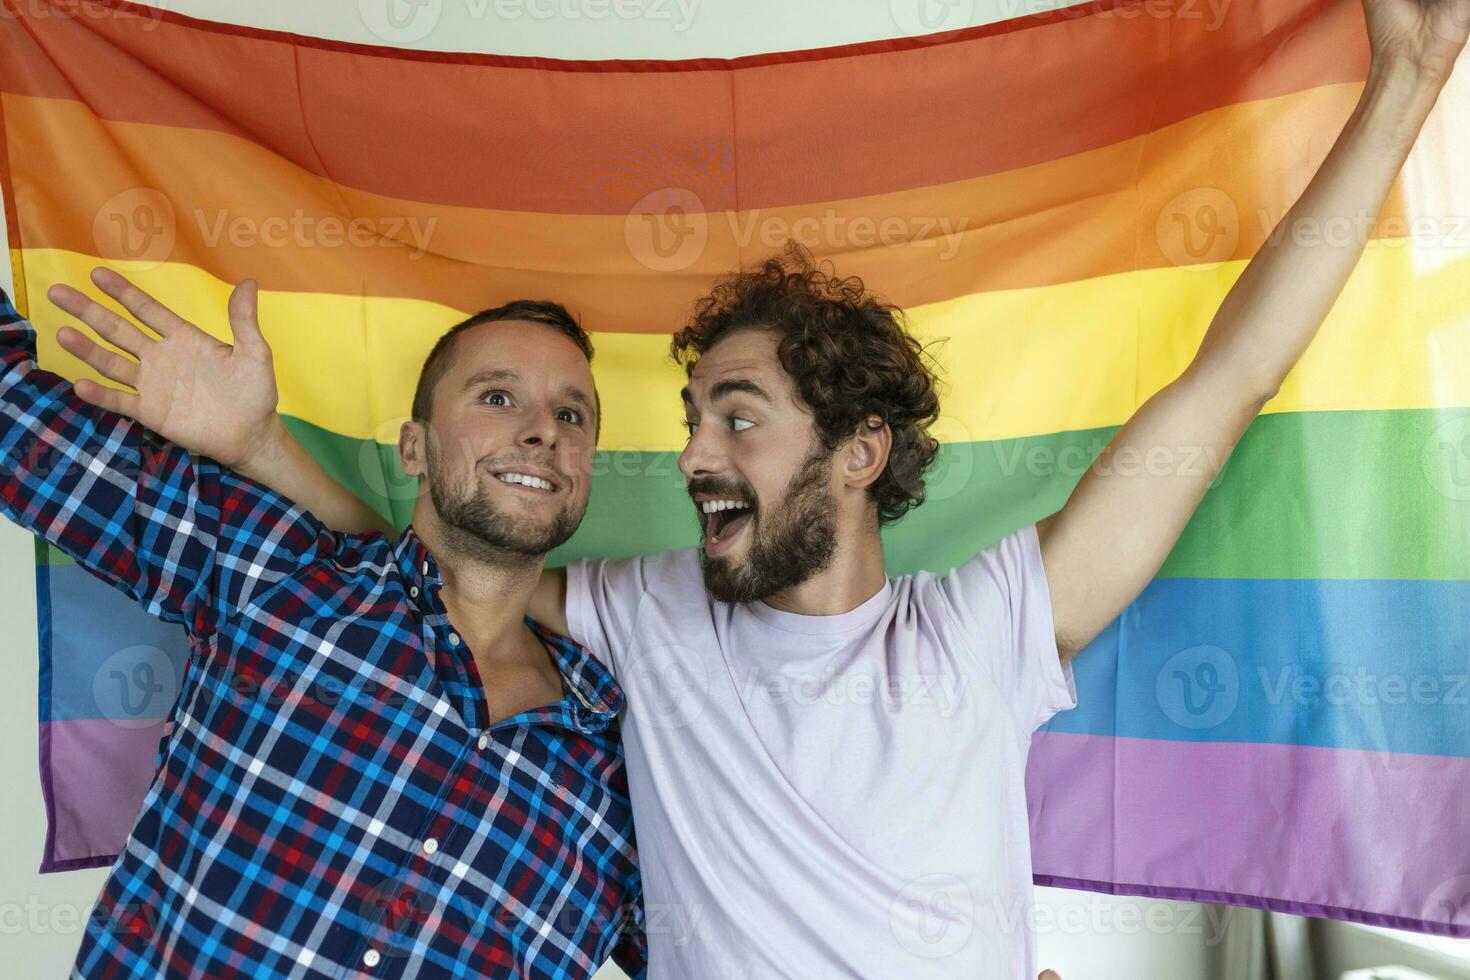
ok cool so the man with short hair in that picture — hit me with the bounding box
[48,0,1469,974]
[1,272,646,978]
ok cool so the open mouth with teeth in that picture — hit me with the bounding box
[700,497,755,557]
[494,471,559,495]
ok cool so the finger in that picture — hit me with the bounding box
[56,325,141,388]
[89,267,192,339]
[72,377,141,419]
[47,283,154,357]
[226,279,269,353]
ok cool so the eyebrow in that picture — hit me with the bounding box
[680,377,773,407]
[559,385,595,414]
[466,369,595,418]
[463,368,521,390]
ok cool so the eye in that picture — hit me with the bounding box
[482,390,512,407]
[684,419,699,436]
[730,417,755,433]
[556,408,583,425]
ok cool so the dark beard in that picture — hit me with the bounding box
[698,446,838,604]
[425,437,583,567]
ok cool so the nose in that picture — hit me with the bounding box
[517,407,560,451]
[677,423,721,481]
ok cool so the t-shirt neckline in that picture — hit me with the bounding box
[745,578,894,635]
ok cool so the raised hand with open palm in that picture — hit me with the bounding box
[48,267,283,470]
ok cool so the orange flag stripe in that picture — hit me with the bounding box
[4,82,1412,335]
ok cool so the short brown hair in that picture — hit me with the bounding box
[411,300,595,425]
[670,243,941,525]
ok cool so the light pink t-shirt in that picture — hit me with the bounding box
[567,524,1076,979]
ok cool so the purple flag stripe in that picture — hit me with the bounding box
[39,719,163,873]
[1027,731,1470,937]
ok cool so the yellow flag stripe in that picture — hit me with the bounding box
[22,241,1470,452]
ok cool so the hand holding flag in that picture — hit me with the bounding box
[1362,0,1469,83]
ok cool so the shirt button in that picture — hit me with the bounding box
[477,734,489,751]
[422,838,438,855]
[363,949,381,968]
[410,586,419,598]
[448,632,460,646]
[421,561,429,575]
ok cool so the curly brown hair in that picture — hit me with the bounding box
[670,243,942,526]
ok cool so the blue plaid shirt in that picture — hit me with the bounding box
[0,288,645,979]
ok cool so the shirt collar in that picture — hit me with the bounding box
[392,526,624,730]
[526,616,625,727]
[394,525,442,595]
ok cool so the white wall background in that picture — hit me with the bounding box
[133,0,1089,59]
[0,1,1363,977]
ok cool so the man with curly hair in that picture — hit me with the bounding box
[37,1,1468,974]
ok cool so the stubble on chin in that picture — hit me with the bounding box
[425,443,583,564]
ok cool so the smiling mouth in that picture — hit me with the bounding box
[493,471,559,494]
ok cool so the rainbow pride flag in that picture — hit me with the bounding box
[4,0,1469,937]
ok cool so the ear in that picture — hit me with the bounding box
[399,419,428,478]
[842,415,892,491]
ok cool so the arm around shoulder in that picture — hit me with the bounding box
[529,565,571,638]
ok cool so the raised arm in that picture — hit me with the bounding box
[1038,0,1467,660]
[0,285,335,635]
[52,268,581,637]
[50,268,393,536]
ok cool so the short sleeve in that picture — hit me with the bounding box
[933,523,1076,735]
[564,554,649,681]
